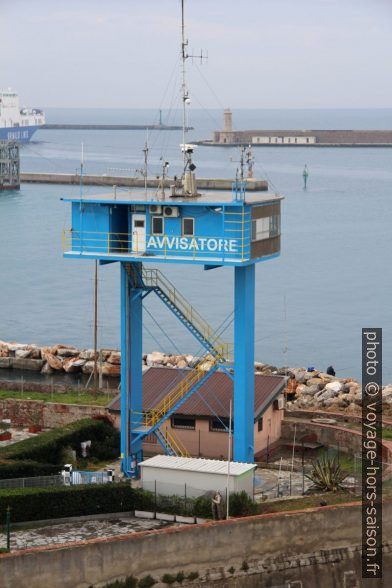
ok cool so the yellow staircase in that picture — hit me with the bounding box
[142,268,230,362]
[143,354,217,428]
[155,428,190,458]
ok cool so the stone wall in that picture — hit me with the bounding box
[0,398,109,429]
[0,501,391,588]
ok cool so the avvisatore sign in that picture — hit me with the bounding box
[147,236,239,253]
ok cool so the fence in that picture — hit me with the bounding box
[0,470,114,490]
[0,475,63,490]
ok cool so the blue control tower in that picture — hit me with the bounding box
[62,158,282,476]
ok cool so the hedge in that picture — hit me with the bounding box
[0,484,154,523]
[0,460,60,480]
[0,418,119,464]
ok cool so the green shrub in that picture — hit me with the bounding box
[161,574,176,585]
[0,460,60,480]
[138,576,156,588]
[241,560,249,572]
[229,491,257,517]
[101,577,137,588]
[0,484,154,523]
[228,566,235,575]
[176,571,185,584]
[187,571,199,580]
[192,495,211,519]
[0,418,119,465]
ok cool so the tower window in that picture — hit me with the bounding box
[152,216,164,235]
[182,217,194,236]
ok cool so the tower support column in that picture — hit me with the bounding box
[120,262,143,476]
[234,264,255,463]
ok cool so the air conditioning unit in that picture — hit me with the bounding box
[163,205,179,217]
[274,396,285,410]
[150,204,162,214]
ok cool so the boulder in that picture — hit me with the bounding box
[325,381,343,394]
[7,342,30,352]
[304,371,319,382]
[0,348,9,357]
[146,351,165,366]
[290,368,307,383]
[57,347,80,358]
[41,345,57,356]
[177,359,187,369]
[185,355,194,364]
[254,362,266,372]
[306,377,324,388]
[101,349,112,361]
[100,362,121,377]
[107,352,121,365]
[43,352,63,371]
[53,344,78,354]
[302,384,319,396]
[82,361,95,374]
[15,349,31,359]
[29,347,42,359]
[41,362,54,375]
[79,349,96,360]
[63,357,86,373]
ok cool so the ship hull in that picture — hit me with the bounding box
[0,125,41,143]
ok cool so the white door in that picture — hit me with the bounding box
[132,214,146,253]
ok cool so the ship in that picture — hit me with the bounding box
[0,89,45,143]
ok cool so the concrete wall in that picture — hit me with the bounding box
[1,501,391,588]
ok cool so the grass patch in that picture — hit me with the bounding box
[382,427,392,441]
[0,389,112,406]
[257,492,361,515]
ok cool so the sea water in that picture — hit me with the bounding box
[1,108,392,382]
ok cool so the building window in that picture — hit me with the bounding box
[269,214,280,238]
[306,138,310,143]
[182,217,194,237]
[171,415,196,430]
[210,417,232,432]
[152,216,164,235]
[251,217,270,241]
[257,417,263,432]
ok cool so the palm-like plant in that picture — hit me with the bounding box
[306,455,348,492]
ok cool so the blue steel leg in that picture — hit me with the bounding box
[234,264,255,463]
[120,262,143,477]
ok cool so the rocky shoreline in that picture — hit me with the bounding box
[1,340,391,416]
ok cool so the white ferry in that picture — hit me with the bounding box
[0,90,45,143]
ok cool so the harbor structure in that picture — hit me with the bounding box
[200,109,392,147]
[0,140,20,191]
[62,171,282,475]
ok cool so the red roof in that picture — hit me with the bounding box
[109,367,285,420]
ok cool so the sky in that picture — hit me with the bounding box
[1,0,392,109]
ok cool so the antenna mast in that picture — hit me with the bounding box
[181,0,189,167]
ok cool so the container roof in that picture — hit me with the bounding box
[63,189,282,207]
[139,454,256,476]
[108,367,285,420]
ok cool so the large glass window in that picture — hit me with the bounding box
[152,216,164,235]
[182,217,194,236]
[251,215,280,241]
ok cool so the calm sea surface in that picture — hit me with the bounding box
[1,108,392,381]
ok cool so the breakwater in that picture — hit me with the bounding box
[1,340,392,416]
[42,123,192,131]
[20,172,268,191]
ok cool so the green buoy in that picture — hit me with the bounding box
[303,164,309,190]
